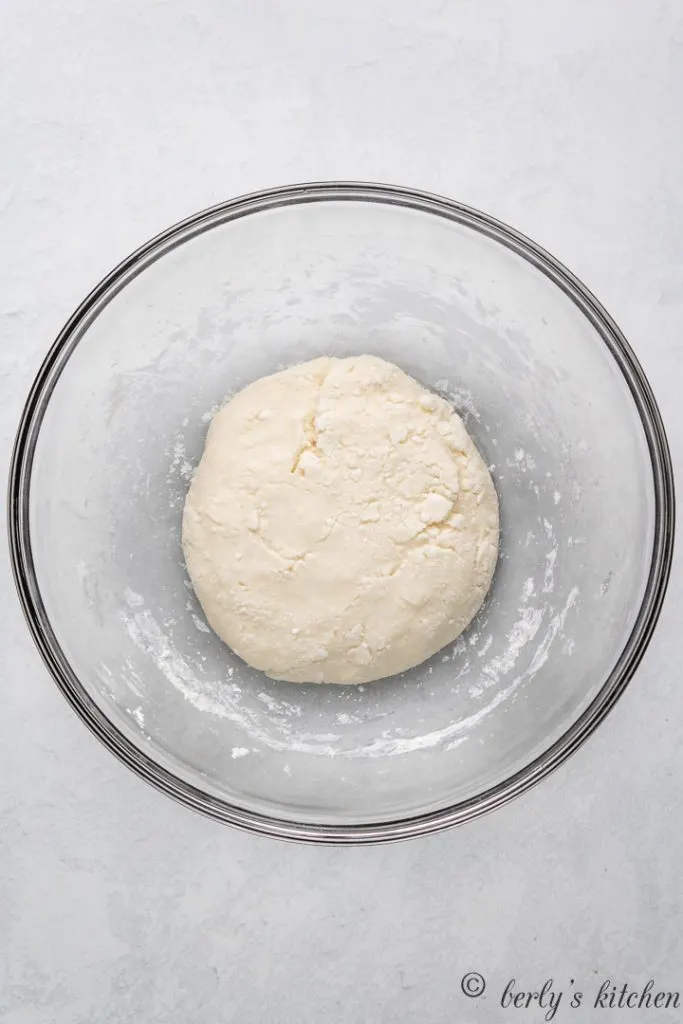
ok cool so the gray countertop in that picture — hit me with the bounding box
[2,2,682,1021]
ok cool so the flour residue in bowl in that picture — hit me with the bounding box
[114,376,580,760]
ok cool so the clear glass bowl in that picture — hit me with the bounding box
[8,183,674,843]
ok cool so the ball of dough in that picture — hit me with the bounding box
[182,355,499,684]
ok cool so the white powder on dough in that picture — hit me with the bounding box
[182,355,499,685]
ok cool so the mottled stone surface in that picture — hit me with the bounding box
[1,2,682,1021]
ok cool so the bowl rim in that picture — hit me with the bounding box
[7,180,676,845]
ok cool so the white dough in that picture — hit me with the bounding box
[182,355,499,684]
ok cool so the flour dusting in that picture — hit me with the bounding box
[114,382,581,763]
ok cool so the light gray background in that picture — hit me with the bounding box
[2,2,682,1021]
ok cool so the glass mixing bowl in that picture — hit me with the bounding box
[9,183,674,843]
